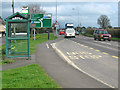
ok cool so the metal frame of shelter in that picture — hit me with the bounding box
[5,12,30,59]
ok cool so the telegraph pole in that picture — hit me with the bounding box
[12,0,14,14]
[12,0,16,39]
[56,0,57,35]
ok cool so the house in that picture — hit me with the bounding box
[0,17,6,37]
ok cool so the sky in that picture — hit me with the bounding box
[1,1,118,28]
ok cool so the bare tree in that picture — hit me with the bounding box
[29,4,46,14]
[97,15,110,29]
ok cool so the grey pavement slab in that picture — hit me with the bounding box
[2,54,36,70]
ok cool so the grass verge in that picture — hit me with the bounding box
[2,64,60,88]
[1,33,57,55]
[0,59,15,65]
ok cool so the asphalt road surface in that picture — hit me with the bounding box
[36,34,118,89]
[51,34,118,88]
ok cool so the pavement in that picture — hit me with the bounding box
[2,54,36,70]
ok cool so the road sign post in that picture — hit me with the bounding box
[34,28,35,40]
[31,13,52,40]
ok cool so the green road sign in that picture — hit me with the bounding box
[31,13,52,27]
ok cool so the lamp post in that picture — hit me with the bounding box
[72,8,80,27]
[55,0,58,35]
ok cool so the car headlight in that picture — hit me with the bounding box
[109,35,112,37]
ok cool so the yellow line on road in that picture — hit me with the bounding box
[80,56,85,59]
[81,45,84,46]
[84,46,88,47]
[53,43,115,88]
[67,52,70,55]
[72,52,76,55]
[90,48,94,49]
[112,56,119,59]
[103,52,109,55]
[95,50,100,52]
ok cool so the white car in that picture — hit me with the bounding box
[64,28,75,38]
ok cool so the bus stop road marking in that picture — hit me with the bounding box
[80,56,85,60]
[53,43,115,88]
[95,50,100,52]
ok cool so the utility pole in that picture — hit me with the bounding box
[56,0,57,35]
[78,10,79,27]
[12,0,16,39]
[12,0,14,14]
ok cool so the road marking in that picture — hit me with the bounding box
[84,46,88,47]
[80,56,85,59]
[67,52,70,55]
[95,50,100,52]
[90,48,94,49]
[53,43,115,88]
[72,52,76,55]
[89,53,92,54]
[46,44,49,48]
[112,56,119,59]
[103,52,109,55]
[81,45,84,46]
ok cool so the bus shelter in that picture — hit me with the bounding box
[5,12,30,59]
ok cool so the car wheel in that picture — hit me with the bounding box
[103,39,106,41]
[94,38,96,40]
[108,39,111,41]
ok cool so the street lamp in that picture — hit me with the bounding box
[72,8,80,27]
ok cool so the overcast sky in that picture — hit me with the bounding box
[1,1,118,28]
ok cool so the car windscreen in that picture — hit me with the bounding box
[99,30,108,34]
[66,30,74,33]
[67,26,74,28]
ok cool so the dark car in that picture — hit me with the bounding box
[93,29,112,41]
[75,31,79,35]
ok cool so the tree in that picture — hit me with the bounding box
[97,15,110,29]
[29,4,46,37]
[29,4,46,14]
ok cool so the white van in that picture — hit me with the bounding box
[64,23,75,38]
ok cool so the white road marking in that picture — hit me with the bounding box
[53,43,115,88]
[46,43,49,48]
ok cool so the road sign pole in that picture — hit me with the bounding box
[48,29,49,40]
[34,28,35,40]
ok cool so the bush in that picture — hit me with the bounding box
[84,28,120,38]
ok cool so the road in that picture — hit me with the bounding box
[36,38,113,88]
[51,34,118,88]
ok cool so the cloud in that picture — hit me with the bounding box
[1,2,118,27]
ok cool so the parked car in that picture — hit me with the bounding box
[59,30,65,35]
[75,31,79,35]
[93,29,112,41]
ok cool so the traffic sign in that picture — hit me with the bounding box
[30,13,52,27]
